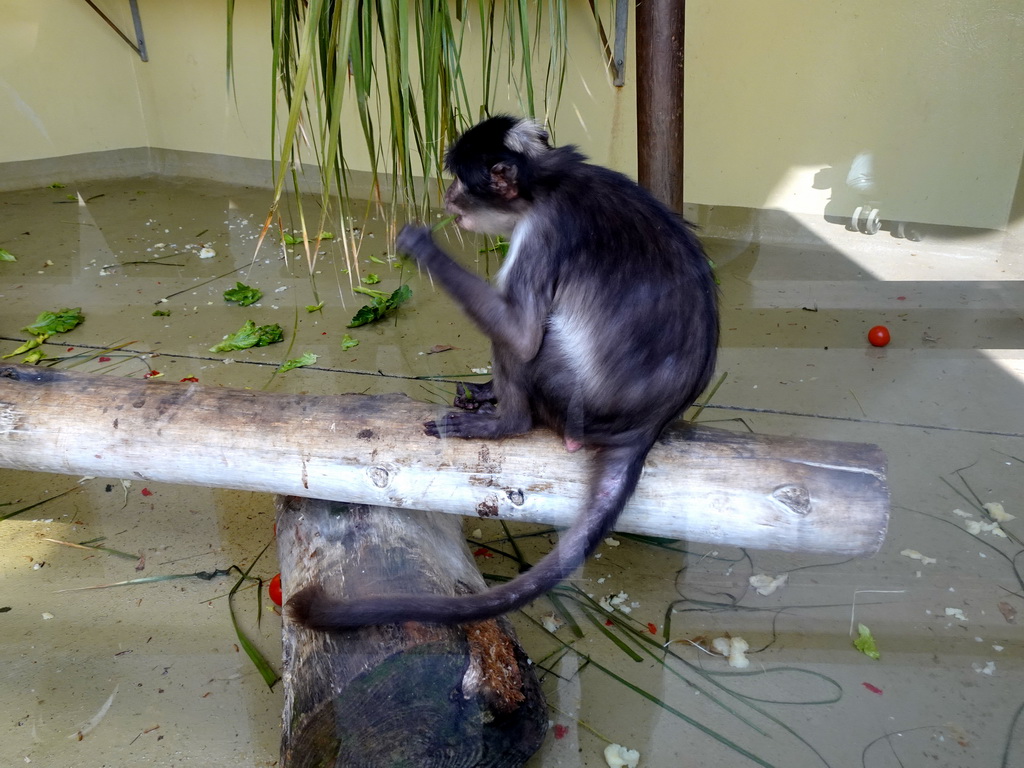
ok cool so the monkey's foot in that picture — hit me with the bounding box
[453,380,496,410]
[425,406,527,440]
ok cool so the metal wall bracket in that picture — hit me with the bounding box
[81,0,148,62]
[612,0,628,86]
[589,0,629,86]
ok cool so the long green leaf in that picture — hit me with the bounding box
[228,541,280,689]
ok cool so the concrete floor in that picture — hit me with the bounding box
[1,176,1022,767]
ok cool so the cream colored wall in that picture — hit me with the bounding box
[0,1,628,184]
[0,0,148,159]
[0,0,273,162]
[129,1,271,159]
[1,0,1020,229]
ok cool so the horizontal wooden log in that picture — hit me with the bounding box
[276,496,546,767]
[0,364,889,556]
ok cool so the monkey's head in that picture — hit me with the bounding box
[443,116,551,235]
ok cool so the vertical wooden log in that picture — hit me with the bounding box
[276,496,547,767]
[636,0,687,210]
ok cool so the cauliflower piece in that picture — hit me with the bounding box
[604,743,640,768]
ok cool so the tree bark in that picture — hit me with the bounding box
[0,364,889,556]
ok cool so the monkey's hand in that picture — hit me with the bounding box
[395,224,437,265]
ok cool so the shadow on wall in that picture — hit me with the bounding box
[813,147,1024,243]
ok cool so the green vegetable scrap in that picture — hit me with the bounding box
[278,352,318,372]
[0,248,16,262]
[347,285,411,328]
[281,231,333,245]
[210,321,284,353]
[707,257,721,286]
[340,334,359,350]
[3,335,46,359]
[3,307,85,362]
[305,302,325,313]
[223,282,263,307]
[479,235,511,257]
[362,273,381,285]
[853,623,880,660]
[152,309,171,317]
[432,215,457,232]
[24,307,84,335]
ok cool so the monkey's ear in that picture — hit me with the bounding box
[489,161,520,201]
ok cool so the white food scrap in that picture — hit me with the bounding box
[983,502,1014,523]
[749,573,788,596]
[711,636,750,668]
[964,520,1007,538]
[540,614,563,633]
[199,246,216,259]
[603,743,640,768]
[945,607,967,622]
[900,549,937,565]
[604,537,621,547]
[599,592,629,612]
[972,661,996,676]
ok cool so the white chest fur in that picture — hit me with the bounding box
[494,216,533,292]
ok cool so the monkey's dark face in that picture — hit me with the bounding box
[443,175,527,235]
[442,116,550,235]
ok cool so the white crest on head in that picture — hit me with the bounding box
[504,119,550,158]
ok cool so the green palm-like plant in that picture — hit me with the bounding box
[229,1,575,274]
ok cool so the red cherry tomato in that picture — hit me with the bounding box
[268,573,283,607]
[868,325,890,347]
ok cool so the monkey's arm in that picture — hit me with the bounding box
[397,225,545,361]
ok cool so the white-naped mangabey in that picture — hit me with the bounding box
[288,115,719,629]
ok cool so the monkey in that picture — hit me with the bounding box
[288,115,719,629]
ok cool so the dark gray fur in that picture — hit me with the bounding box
[288,116,718,629]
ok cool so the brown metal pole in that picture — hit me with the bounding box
[636,0,686,212]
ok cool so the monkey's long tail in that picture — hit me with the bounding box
[287,442,650,629]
